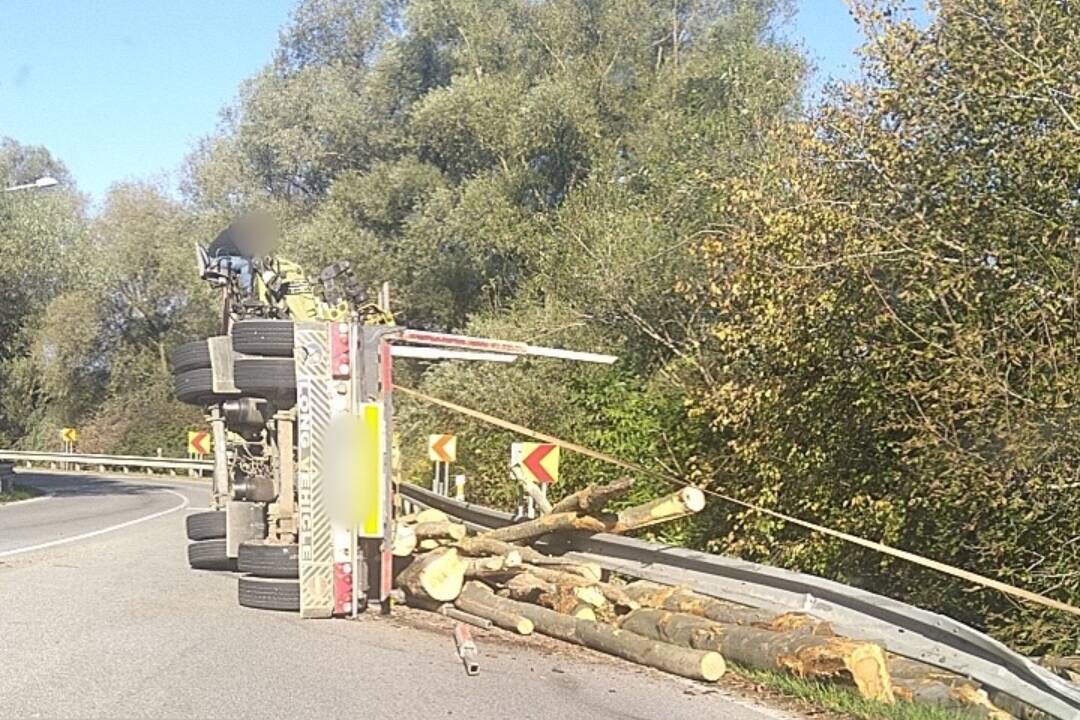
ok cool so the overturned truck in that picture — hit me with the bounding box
[170,213,614,616]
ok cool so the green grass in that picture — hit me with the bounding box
[0,484,43,504]
[729,663,970,720]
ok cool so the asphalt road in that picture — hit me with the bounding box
[0,473,793,720]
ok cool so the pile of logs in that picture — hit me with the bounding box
[391,478,1037,718]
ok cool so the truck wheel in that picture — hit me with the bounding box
[232,320,294,357]
[238,541,299,578]
[238,576,300,611]
[174,368,214,405]
[233,358,296,405]
[170,340,212,373]
[188,539,237,571]
[186,510,226,540]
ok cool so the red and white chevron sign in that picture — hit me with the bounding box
[427,434,457,464]
[512,442,560,485]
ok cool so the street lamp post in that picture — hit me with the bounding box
[2,176,59,193]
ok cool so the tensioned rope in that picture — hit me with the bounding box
[395,383,1080,619]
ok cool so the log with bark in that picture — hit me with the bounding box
[466,582,581,643]
[549,478,634,515]
[606,487,705,533]
[500,572,596,619]
[479,488,705,544]
[395,547,468,603]
[464,552,524,580]
[575,619,726,682]
[415,508,450,524]
[481,512,607,544]
[455,536,602,580]
[462,586,723,681]
[454,581,534,634]
[623,581,829,633]
[889,657,1018,719]
[391,523,418,557]
[524,566,637,613]
[619,608,893,703]
[414,520,467,542]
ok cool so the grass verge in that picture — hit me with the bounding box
[729,663,969,720]
[0,484,44,504]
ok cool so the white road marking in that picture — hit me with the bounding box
[0,488,190,558]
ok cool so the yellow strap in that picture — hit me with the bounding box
[394,384,1080,619]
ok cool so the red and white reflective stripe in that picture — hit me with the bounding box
[390,346,516,362]
[395,330,527,355]
[379,340,395,603]
[393,330,617,365]
[330,322,351,379]
[521,346,617,364]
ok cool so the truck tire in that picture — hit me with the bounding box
[238,541,299,578]
[170,340,212,373]
[187,539,237,571]
[186,510,226,540]
[232,320,294,357]
[174,368,214,405]
[238,576,300,611]
[233,358,296,405]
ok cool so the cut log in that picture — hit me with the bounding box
[418,538,441,550]
[502,572,599,619]
[550,478,634,515]
[608,487,705,533]
[394,547,468,603]
[518,565,639,614]
[468,583,581,644]
[415,508,449,524]
[455,536,603,581]
[481,512,606,544]
[568,603,597,621]
[463,586,720,684]
[464,552,524,580]
[547,560,603,582]
[503,572,555,604]
[623,581,825,631]
[575,619,726,682]
[889,657,1021,719]
[479,488,703,543]
[414,521,467,542]
[455,581,534,634]
[619,608,892,703]
[391,524,417,557]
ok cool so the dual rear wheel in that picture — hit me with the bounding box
[184,510,299,612]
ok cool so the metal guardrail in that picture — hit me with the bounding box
[0,461,15,493]
[399,482,1080,720]
[0,450,213,477]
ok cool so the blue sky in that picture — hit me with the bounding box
[0,0,865,205]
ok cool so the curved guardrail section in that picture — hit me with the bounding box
[399,482,1080,720]
[0,450,213,477]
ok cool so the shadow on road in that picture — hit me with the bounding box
[12,472,180,499]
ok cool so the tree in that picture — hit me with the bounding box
[689,0,1079,652]
[0,139,84,444]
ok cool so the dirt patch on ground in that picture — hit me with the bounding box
[370,604,853,720]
